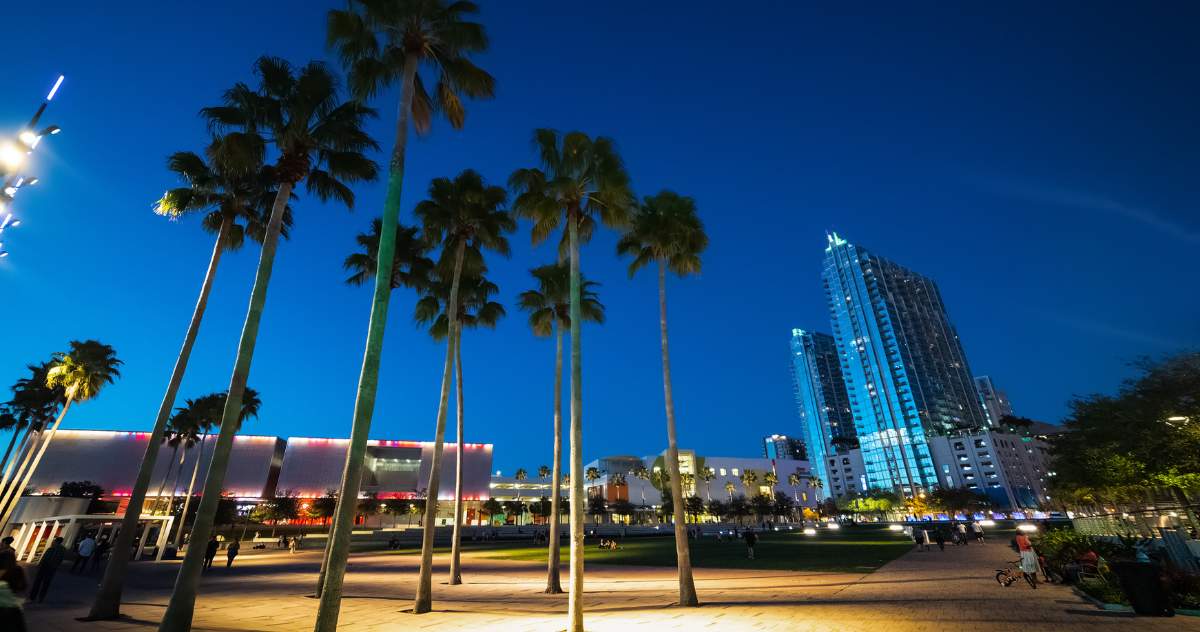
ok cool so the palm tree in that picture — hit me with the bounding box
[412,169,512,611]
[155,57,378,632]
[740,470,759,497]
[318,216,433,595]
[514,468,528,499]
[0,341,122,532]
[155,410,202,516]
[616,189,707,607]
[0,363,64,498]
[787,472,802,501]
[88,136,286,621]
[415,268,505,586]
[699,467,715,501]
[318,3,493,624]
[632,464,651,513]
[585,466,601,509]
[763,472,779,491]
[518,261,603,592]
[172,389,262,548]
[724,481,736,502]
[510,129,633,631]
[538,465,550,483]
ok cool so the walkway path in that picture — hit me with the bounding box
[24,535,1198,631]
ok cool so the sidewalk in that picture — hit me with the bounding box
[23,535,1200,631]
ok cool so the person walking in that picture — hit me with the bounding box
[0,549,28,631]
[971,520,985,543]
[0,537,14,555]
[203,536,220,571]
[226,539,240,568]
[71,534,96,573]
[956,522,969,546]
[89,536,111,573]
[920,528,931,551]
[29,537,66,603]
[933,528,946,551]
[744,529,758,559]
[1015,532,1040,587]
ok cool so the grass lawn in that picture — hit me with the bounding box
[477,527,914,573]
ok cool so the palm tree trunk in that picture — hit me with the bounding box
[89,217,230,620]
[173,433,208,547]
[313,52,419,632]
[0,397,73,532]
[0,426,25,476]
[0,431,41,520]
[566,212,585,632]
[154,446,180,515]
[0,426,35,500]
[158,179,292,632]
[448,341,465,585]
[658,262,699,606]
[413,239,466,615]
[545,322,564,594]
[165,445,189,516]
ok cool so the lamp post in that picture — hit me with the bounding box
[0,74,64,259]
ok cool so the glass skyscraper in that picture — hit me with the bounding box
[822,232,987,495]
[789,328,856,498]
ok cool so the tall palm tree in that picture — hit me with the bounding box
[172,389,262,548]
[0,363,63,497]
[632,464,651,510]
[724,481,736,502]
[700,467,715,501]
[155,411,202,516]
[154,57,378,632]
[787,472,802,501]
[318,3,492,624]
[316,216,433,596]
[412,169,512,612]
[414,268,505,586]
[740,470,759,497]
[538,465,551,484]
[616,189,707,607]
[88,136,287,621]
[510,129,633,632]
[0,341,121,531]
[518,262,604,593]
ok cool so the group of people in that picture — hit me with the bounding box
[0,529,115,632]
[909,520,986,551]
[201,536,240,570]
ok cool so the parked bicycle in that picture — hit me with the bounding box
[996,559,1037,588]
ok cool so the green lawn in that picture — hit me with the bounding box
[478,527,913,573]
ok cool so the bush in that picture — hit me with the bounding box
[1078,577,1127,605]
[1032,528,1122,575]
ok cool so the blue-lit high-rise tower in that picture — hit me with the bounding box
[822,232,987,495]
[790,329,856,499]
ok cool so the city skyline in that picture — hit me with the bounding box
[2,2,1198,475]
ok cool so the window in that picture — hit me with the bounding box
[731,468,739,476]
[801,492,808,502]
[718,468,726,476]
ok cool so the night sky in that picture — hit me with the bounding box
[1,2,1197,474]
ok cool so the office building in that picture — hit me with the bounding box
[789,329,857,499]
[762,434,806,461]
[975,375,1014,427]
[823,232,988,496]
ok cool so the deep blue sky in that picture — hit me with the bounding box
[2,2,1197,474]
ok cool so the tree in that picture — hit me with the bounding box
[762,472,779,490]
[519,262,604,593]
[609,499,635,523]
[538,465,551,482]
[88,131,286,621]
[631,464,651,509]
[698,467,716,501]
[724,481,736,501]
[312,489,339,525]
[514,468,528,498]
[155,57,379,632]
[930,487,990,515]
[587,496,607,524]
[773,491,795,521]
[684,496,705,523]
[530,496,552,524]
[406,169,511,597]
[481,498,503,525]
[706,499,727,522]
[750,494,774,522]
[511,128,633,631]
[728,495,751,525]
[59,480,104,499]
[739,470,759,497]
[503,499,527,525]
[173,389,261,548]
[0,362,65,499]
[318,3,492,623]
[0,341,121,532]
[616,189,706,604]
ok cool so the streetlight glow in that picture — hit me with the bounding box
[0,143,24,170]
[18,131,38,146]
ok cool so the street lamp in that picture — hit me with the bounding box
[0,74,65,260]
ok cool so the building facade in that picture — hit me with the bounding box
[789,328,857,499]
[975,376,1014,427]
[762,434,806,461]
[822,232,988,496]
[25,430,493,508]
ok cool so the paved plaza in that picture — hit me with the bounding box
[23,536,1200,631]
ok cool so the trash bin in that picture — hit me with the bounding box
[1110,561,1174,616]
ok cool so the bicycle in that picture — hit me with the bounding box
[996,560,1037,588]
